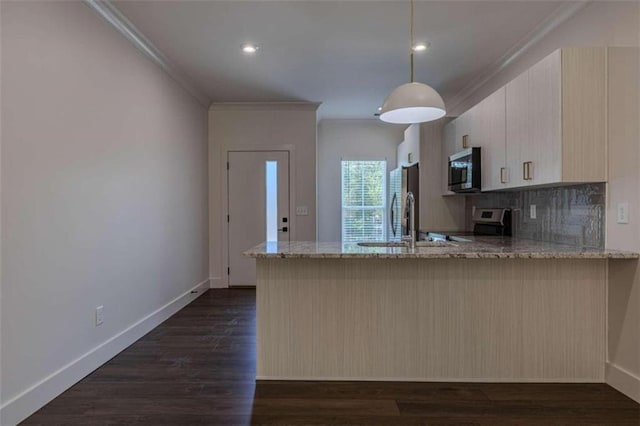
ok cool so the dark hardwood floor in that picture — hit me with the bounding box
[22,289,640,425]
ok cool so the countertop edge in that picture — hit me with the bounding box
[245,252,639,260]
[243,240,640,260]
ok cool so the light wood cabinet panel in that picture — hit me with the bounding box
[561,47,606,182]
[505,71,529,188]
[257,258,606,382]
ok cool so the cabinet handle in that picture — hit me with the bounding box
[500,167,507,184]
[462,135,469,149]
[523,161,533,180]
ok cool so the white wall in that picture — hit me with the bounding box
[606,47,640,403]
[209,104,318,286]
[317,119,404,242]
[0,2,209,423]
[452,2,639,401]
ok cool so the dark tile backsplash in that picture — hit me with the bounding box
[465,183,606,248]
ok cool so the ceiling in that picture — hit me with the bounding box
[113,1,568,119]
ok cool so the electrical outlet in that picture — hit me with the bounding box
[530,204,537,219]
[617,202,629,224]
[95,306,104,326]
[296,206,308,216]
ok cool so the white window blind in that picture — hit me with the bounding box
[341,160,387,243]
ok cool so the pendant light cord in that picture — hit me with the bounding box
[410,0,414,82]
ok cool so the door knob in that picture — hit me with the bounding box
[278,227,288,232]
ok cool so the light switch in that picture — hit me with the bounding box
[296,206,309,216]
[530,204,537,219]
[617,202,629,224]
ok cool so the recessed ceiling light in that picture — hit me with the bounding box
[412,42,430,52]
[377,107,382,111]
[242,44,259,54]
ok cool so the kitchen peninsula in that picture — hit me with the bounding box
[246,240,638,383]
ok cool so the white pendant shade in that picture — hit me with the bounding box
[380,82,446,124]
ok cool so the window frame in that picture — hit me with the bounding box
[340,159,387,243]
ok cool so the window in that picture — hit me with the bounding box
[341,160,387,243]
[265,161,278,242]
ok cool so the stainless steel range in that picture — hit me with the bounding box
[472,208,512,236]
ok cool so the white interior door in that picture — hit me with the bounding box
[227,151,289,287]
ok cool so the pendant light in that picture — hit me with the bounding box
[379,0,446,124]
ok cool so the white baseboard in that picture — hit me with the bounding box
[257,375,604,383]
[209,276,227,288]
[606,362,640,403]
[0,278,210,426]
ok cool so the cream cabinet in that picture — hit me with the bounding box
[505,70,529,188]
[505,51,563,188]
[474,87,506,191]
[505,47,605,187]
[442,87,505,192]
[443,47,606,193]
[442,119,457,195]
[453,109,472,152]
[398,124,420,166]
[525,49,562,185]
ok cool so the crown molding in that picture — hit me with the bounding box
[84,0,211,108]
[209,102,322,112]
[446,1,589,116]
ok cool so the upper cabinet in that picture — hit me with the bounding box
[524,49,562,186]
[505,69,530,188]
[474,87,506,191]
[397,124,420,167]
[442,120,457,195]
[443,47,606,192]
[558,48,606,182]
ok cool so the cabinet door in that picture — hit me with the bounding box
[505,71,529,188]
[453,113,470,152]
[526,50,561,185]
[463,104,481,149]
[442,121,457,195]
[475,87,506,191]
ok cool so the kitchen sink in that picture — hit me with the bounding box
[416,240,456,247]
[357,242,406,247]
[357,240,455,248]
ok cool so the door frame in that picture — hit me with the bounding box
[222,145,296,288]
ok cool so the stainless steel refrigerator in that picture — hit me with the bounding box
[389,163,420,240]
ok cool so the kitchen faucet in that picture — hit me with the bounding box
[402,191,416,249]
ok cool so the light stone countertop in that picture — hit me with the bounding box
[244,237,639,260]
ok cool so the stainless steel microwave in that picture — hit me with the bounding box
[448,147,481,193]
